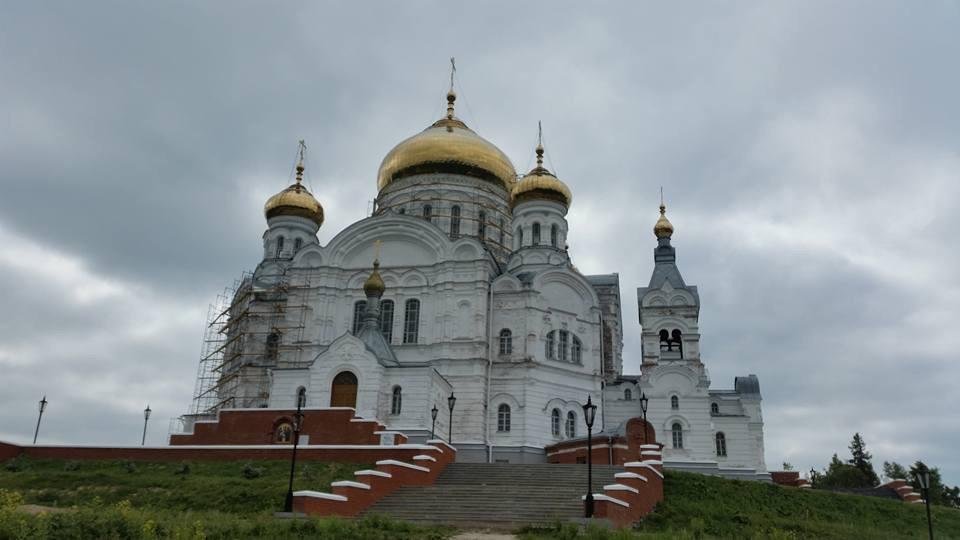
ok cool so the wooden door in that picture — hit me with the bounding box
[330,371,358,408]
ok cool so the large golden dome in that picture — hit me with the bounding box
[377,91,517,192]
[511,144,572,208]
[264,162,325,227]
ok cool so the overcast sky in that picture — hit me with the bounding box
[1,2,957,484]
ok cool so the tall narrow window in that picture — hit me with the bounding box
[497,404,511,432]
[671,395,679,410]
[265,332,280,360]
[671,329,683,356]
[478,210,486,240]
[380,300,395,343]
[516,227,523,249]
[565,411,576,438]
[293,238,303,253]
[551,408,561,436]
[624,389,632,401]
[450,205,461,238]
[672,423,684,449]
[715,432,727,456]
[403,299,420,344]
[352,301,367,335]
[391,386,402,415]
[499,329,512,355]
[558,330,569,362]
[296,386,306,408]
[545,331,556,359]
[499,217,504,246]
[711,402,720,416]
[532,222,541,245]
[423,204,432,221]
[571,335,582,363]
[275,236,285,258]
[550,224,558,248]
[659,329,670,351]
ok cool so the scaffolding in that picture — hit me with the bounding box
[187,268,312,417]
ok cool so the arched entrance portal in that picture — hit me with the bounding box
[330,371,358,408]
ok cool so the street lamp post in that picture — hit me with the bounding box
[639,391,649,445]
[583,395,597,518]
[447,393,457,445]
[917,465,934,540]
[283,394,306,513]
[430,404,438,440]
[33,396,48,445]
[141,405,152,446]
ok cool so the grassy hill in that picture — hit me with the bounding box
[2,458,959,538]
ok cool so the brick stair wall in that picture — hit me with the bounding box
[880,479,925,504]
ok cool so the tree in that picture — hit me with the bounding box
[882,461,909,481]
[815,453,873,489]
[847,433,879,486]
[782,462,794,471]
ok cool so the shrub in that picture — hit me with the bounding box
[64,460,81,471]
[241,462,263,480]
[3,457,26,472]
[174,462,191,476]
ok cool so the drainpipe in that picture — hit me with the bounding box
[485,279,494,463]
[598,311,605,431]
[608,435,614,465]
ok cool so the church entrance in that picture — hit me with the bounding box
[330,371,358,408]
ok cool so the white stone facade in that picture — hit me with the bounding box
[201,108,765,472]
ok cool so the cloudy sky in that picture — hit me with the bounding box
[1,2,957,483]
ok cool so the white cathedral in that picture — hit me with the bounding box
[195,88,767,479]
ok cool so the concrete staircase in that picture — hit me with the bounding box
[364,462,624,528]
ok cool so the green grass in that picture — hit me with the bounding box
[0,457,364,514]
[0,457,453,538]
[517,470,960,539]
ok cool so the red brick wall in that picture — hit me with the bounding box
[546,417,658,465]
[169,408,397,446]
[0,442,22,461]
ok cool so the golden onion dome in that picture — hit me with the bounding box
[377,91,517,192]
[654,204,674,239]
[363,260,386,296]
[264,162,325,227]
[511,144,572,208]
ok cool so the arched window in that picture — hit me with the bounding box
[671,329,683,355]
[532,222,541,245]
[478,210,486,240]
[624,389,632,401]
[423,204,432,221]
[330,371,358,408]
[352,301,367,335]
[450,205,461,238]
[558,330,569,362]
[672,423,684,449]
[296,386,306,408]
[659,329,670,351]
[391,386,402,415]
[275,236,285,258]
[380,300,395,343]
[711,402,720,416]
[499,217,504,246]
[545,331,556,359]
[499,329,512,355]
[571,335,582,364]
[550,224,558,248]
[715,432,727,456]
[565,411,577,438]
[398,207,406,214]
[403,299,420,344]
[265,332,280,360]
[551,408,561,436]
[275,422,293,443]
[516,227,523,249]
[671,395,679,410]
[497,404,511,432]
[293,237,303,253]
